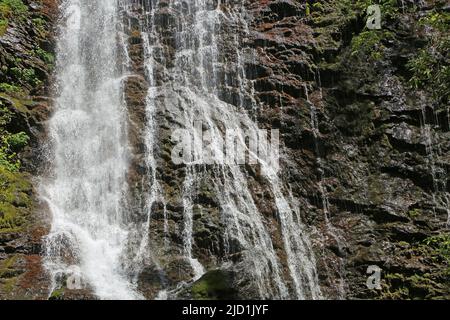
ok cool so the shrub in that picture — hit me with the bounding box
[407,10,450,102]
[35,47,54,65]
[0,104,28,171]
[0,82,21,94]
[6,131,29,150]
[0,0,28,16]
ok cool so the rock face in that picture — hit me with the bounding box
[121,0,449,300]
[1,0,449,299]
[0,0,58,299]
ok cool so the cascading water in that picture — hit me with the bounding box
[419,104,450,227]
[41,0,142,300]
[41,0,323,300]
[139,0,322,299]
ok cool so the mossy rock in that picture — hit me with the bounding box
[381,272,448,300]
[0,167,32,233]
[0,255,17,278]
[49,287,65,300]
[191,270,239,300]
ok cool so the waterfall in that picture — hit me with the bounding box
[140,0,322,299]
[419,103,450,227]
[41,0,323,300]
[41,0,142,300]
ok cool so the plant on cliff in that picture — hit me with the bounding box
[10,67,42,87]
[35,47,55,65]
[0,0,28,36]
[351,30,393,60]
[349,0,400,60]
[0,83,21,94]
[312,0,399,60]
[32,17,48,37]
[0,166,31,232]
[381,234,450,299]
[407,9,450,103]
[191,270,238,300]
[424,233,450,273]
[0,103,28,172]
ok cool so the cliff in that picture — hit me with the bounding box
[0,0,57,299]
[0,0,448,300]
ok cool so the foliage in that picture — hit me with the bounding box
[351,30,393,60]
[0,17,6,35]
[191,270,237,300]
[0,102,28,171]
[6,131,28,150]
[10,67,42,86]
[0,167,31,232]
[407,10,450,102]
[35,47,54,65]
[31,17,45,27]
[0,0,28,35]
[420,10,450,33]
[0,0,27,15]
[49,288,65,300]
[32,17,49,37]
[407,208,422,218]
[0,145,20,171]
[0,82,21,94]
[331,0,399,19]
[424,233,450,267]
[354,0,399,18]
[381,233,450,299]
[313,0,399,60]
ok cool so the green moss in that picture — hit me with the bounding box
[351,30,393,60]
[0,0,27,15]
[191,270,237,300]
[32,17,47,37]
[0,91,32,172]
[0,256,20,295]
[0,92,33,113]
[407,209,422,218]
[0,0,28,35]
[397,241,409,248]
[381,273,410,299]
[407,8,449,102]
[381,272,447,299]
[35,47,54,65]
[2,276,18,294]
[0,167,32,233]
[49,287,65,300]
[0,203,26,231]
[381,233,450,299]
[423,233,450,271]
[10,67,41,87]
[0,18,7,35]
[0,83,22,94]
[0,255,17,278]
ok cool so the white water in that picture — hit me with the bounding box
[140,0,322,299]
[42,0,323,300]
[41,0,142,300]
[419,104,450,227]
